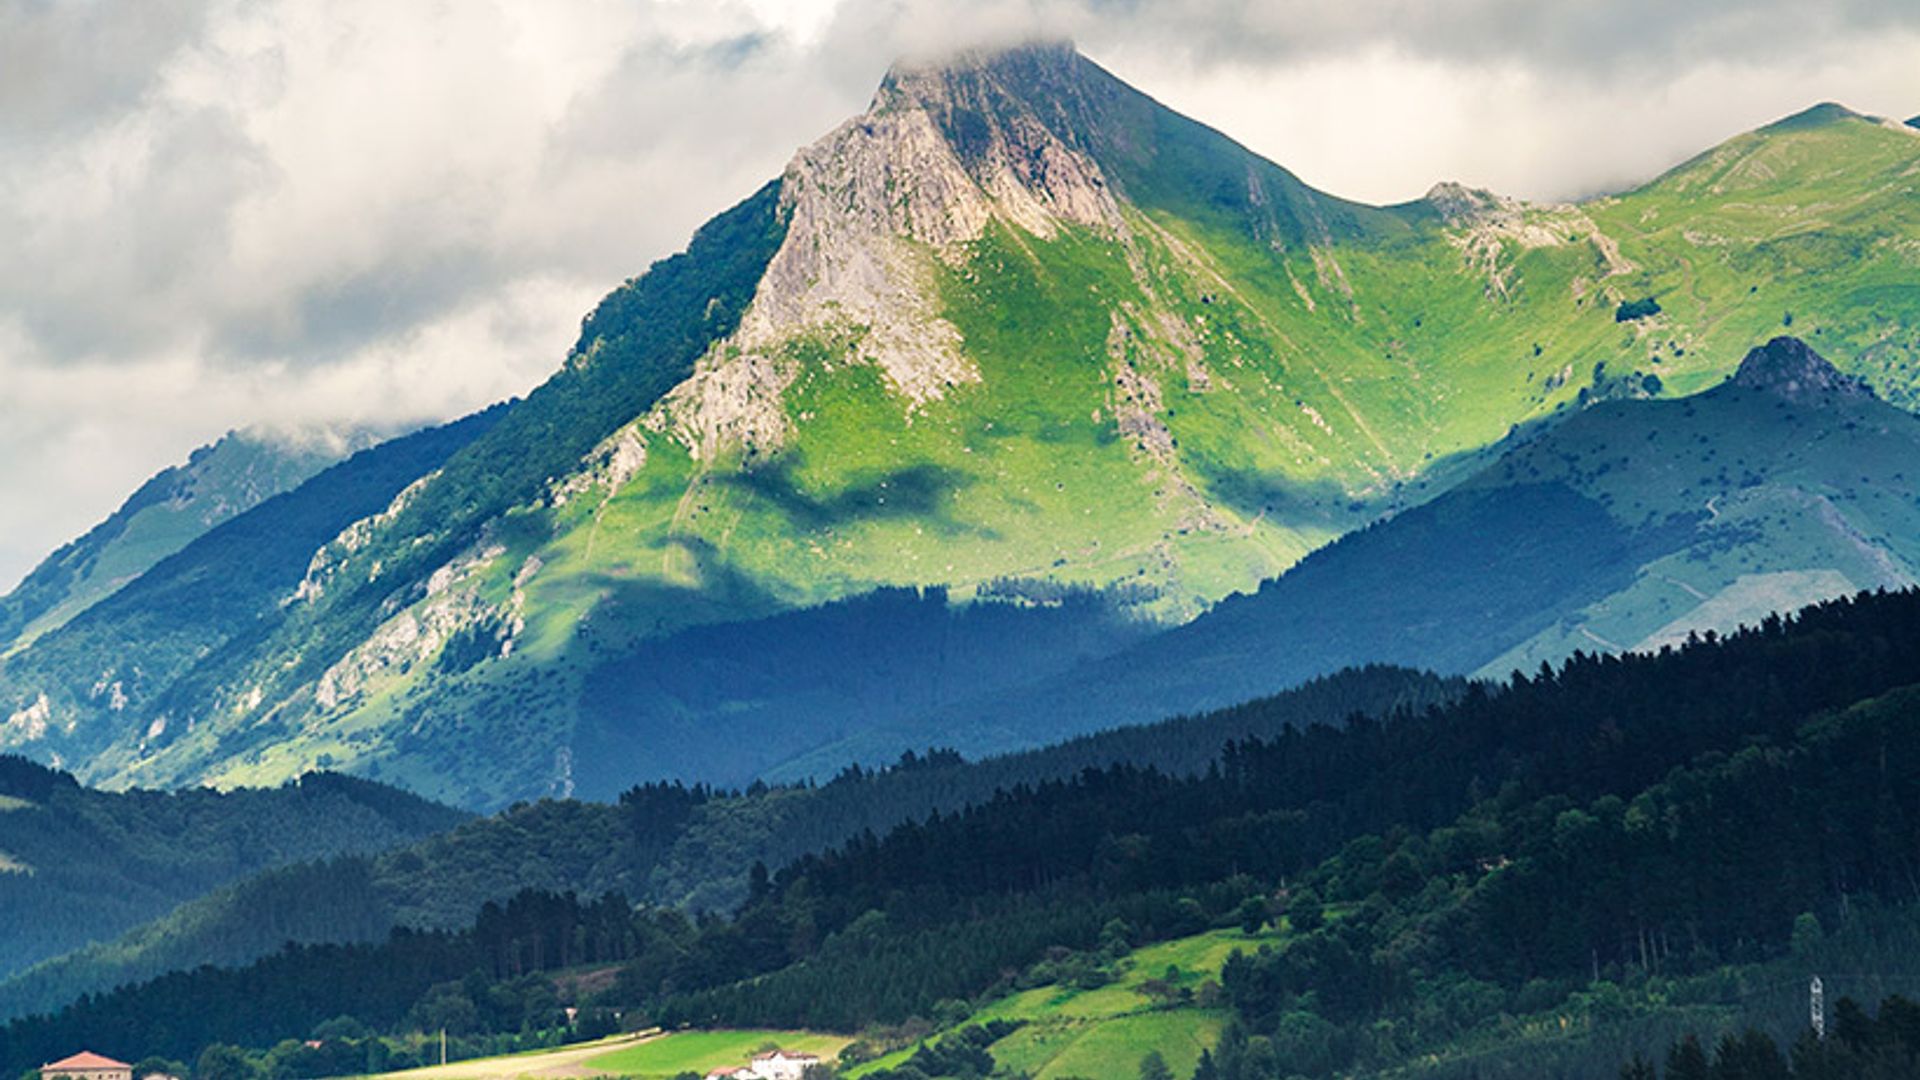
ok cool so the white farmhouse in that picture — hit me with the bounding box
[702,1046,820,1080]
[749,1050,820,1080]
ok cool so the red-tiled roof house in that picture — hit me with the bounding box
[42,1052,134,1080]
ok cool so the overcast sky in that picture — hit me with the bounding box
[3,0,1918,591]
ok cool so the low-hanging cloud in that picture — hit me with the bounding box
[1,0,1917,590]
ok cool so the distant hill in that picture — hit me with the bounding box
[0,429,373,654]
[0,665,1450,1021]
[564,583,1159,797]
[0,407,504,782]
[861,337,1920,756]
[0,757,462,984]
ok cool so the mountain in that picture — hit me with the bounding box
[4,45,1920,807]
[870,336,1920,754]
[0,755,462,985]
[0,429,373,654]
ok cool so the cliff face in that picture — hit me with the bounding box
[660,42,1130,458]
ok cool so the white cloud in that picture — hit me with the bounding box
[1,0,1917,590]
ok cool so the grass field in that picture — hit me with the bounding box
[367,1030,851,1080]
[583,1029,852,1078]
[850,927,1289,1080]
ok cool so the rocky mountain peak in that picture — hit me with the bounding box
[1424,182,1523,226]
[647,40,1126,457]
[869,40,1122,192]
[876,40,1081,111]
[1729,336,1873,402]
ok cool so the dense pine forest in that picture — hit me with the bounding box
[6,589,1920,1078]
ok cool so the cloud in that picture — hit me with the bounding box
[1,0,1917,590]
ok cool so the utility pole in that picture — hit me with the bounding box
[1811,976,1826,1040]
[441,1028,448,1066]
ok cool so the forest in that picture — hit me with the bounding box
[1616,994,1920,1079]
[0,763,462,982]
[7,589,1920,1079]
[0,663,1447,1023]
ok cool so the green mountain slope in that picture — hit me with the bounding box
[0,430,369,654]
[898,336,1920,748]
[0,755,462,984]
[4,45,1920,807]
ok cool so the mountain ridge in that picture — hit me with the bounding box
[0,754,463,984]
[803,335,1920,767]
[0,429,377,655]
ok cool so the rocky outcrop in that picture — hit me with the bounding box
[292,471,439,603]
[1426,181,1631,299]
[643,41,1130,466]
[2,695,52,744]
[312,541,513,712]
[553,426,649,503]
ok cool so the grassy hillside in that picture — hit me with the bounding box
[905,336,1920,745]
[846,927,1266,1080]
[855,900,1920,1080]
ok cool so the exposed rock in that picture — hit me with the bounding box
[653,351,797,462]
[553,426,649,502]
[1426,182,1631,298]
[877,43,1125,239]
[313,543,510,711]
[1107,312,1173,458]
[644,39,1130,466]
[293,471,439,603]
[3,694,51,743]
